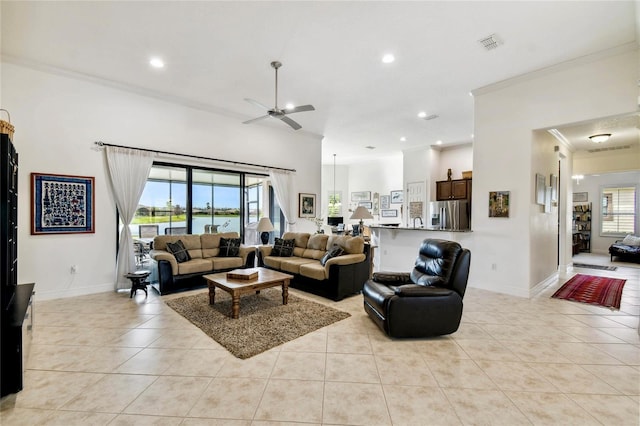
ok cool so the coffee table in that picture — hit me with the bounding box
[203,267,294,319]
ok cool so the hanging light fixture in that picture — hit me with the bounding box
[589,133,611,143]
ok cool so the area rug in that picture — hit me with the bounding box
[165,288,350,359]
[573,263,617,271]
[551,274,626,310]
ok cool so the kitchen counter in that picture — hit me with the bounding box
[369,226,473,273]
[370,225,472,232]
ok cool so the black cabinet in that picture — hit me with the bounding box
[1,133,34,397]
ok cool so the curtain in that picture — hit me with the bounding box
[269,170,296,232]
[105,146,155,290]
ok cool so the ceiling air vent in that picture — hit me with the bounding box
[365,146,376,150]
[421,114,439,121]
[478,34,503,51]
[587,145,631,153]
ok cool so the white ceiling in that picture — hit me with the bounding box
[1,1,637,165]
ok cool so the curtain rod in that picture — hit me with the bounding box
[94,141,296,173]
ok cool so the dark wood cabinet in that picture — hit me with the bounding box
[436,179,471,201]
[1,133,34,397]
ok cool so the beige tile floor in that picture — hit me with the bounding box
[1,254,639,425]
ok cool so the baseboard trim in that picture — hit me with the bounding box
[35,282,115,301]
[530,272,560,298]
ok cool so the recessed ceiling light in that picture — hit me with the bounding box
[400,137,406,142]
[470,134,474,138]
[149,58,165,69]
[436,140,443,145]
[382,54,395,64]
[285,103,295,110]
[417,111,427,118]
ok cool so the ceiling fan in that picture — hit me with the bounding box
[243,61,315,130]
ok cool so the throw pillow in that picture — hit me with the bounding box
[166,240,191,263]
[622,234,640,246]
[219,237,241,257]
[271,238,295,257]
[320,244,344,266]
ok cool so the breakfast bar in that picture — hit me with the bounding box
[370,225,473,274]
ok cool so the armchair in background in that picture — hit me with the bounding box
[363,238,471,338]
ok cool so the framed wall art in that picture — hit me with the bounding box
[535,173,545,205]
[358,201,373,209]
[489,191,510,218]
[390,190,403,204]
[31,173,95,234]
[380,195,390,210]
[381,209,398,217]
[573,192,588,202]
[299,193,316,218]
[351,191,371,202]
[550,174,558,203]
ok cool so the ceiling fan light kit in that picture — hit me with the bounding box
[588,133,611,143]
[243,60,315,130]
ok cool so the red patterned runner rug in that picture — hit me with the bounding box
[552,274,626,310]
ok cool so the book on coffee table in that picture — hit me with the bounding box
[226,268,259,280]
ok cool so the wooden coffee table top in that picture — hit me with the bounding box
[204,267,293,291]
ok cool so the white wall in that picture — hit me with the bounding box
[3,62,322,300]
[472,48,638,297]
[345,155,403,226]
[438,144,473,182]
[571,171,640,254]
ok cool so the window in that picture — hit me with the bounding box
[328,190,342,217]
[600,185,637,236]
[127,162,266,241]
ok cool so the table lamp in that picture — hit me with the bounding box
[257,217,274,244]
[350,206,373,236]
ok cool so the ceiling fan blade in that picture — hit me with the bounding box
[280,115,302,130]
[244,98,269,110]
[286,104,315,114]
[242,115,270,124]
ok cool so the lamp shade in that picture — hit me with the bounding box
[257,217,274,232]
[350,206,373,220]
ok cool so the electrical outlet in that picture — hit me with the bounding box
[491,263,497,271]
[71,265,78,274]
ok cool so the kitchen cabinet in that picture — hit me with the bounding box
[436,179,471,201]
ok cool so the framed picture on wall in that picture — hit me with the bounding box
[380,195,390,210]
[351,191,371,202]
[535,173,545,205]
[573,192,588,202]
[31,172,95,235]
[299,193,316,218]
[358,201,373,209]
[390,190,403,204]
[381,209,398,217]
[489,191,510,218]
[550,174,558,203]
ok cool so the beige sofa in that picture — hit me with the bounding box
[257,232,370,301]
[149,232,255,294]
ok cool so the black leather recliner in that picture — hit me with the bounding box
[363,238,471,338]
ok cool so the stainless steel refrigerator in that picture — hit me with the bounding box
[428,200,470,230]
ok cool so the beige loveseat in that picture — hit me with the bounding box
[257,232,370,301]
[149,232,255,294]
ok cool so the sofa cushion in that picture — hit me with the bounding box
[263,256,285,269]
[154,234,203,259]
[177,258,213,275]
[321,244,344,266]
[211,256,244,270]
[282,232,310,257]
[272,238,295,257]
[327,235,365,255]
[303,234,330,260]
[166,240,191,263]
[279,257,318,274]
[219,237,241,257]
[299,262,328,280]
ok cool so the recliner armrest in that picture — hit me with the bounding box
[372,272,412,284]
[394,284,454,297]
